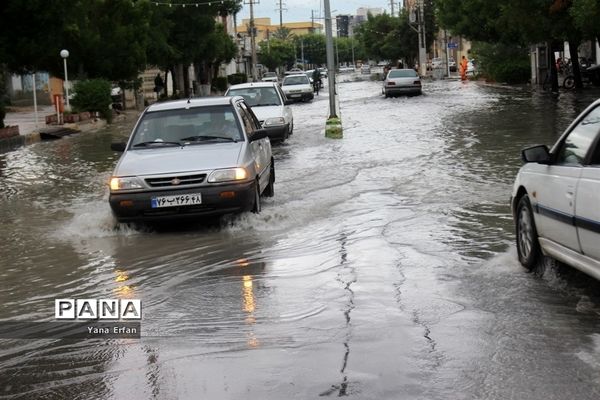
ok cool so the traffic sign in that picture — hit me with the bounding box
[448,42,458,49]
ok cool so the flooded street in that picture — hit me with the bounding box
[2,78,600,399]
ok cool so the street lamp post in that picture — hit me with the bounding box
[60,49,71,111]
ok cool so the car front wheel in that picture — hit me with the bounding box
[516,195,541,269]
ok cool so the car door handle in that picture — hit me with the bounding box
[566,185,575,196]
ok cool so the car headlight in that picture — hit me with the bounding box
[208,168,248,183]
[110,176,144,191]
[303,87,313,93]
[264,117,285,126]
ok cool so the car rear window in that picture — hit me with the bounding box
[227,87,281,107]
[388,69,418,78]
[130,105,243,147]
[283,75,309,85]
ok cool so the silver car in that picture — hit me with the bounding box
[383,68,422,97]
[108,96,274,222]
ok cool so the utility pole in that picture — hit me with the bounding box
[390,0,395,17]
[351,37,355,68]
[276,0,286,28]
[246,0,258,81]
[444,30,450,78]
[417,0,427,76]
[324,0,336,118]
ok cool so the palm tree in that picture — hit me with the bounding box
[272,27,295,41]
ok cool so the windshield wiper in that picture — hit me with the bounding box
[180,135,238,143]
[133,141,181,147]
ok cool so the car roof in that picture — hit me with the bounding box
[283,74,309,78]
[146,96,238,112]
[227,82,279,89]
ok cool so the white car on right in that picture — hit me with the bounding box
[511,99,600,279]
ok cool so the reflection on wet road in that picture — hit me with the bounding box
[1,79,600,399]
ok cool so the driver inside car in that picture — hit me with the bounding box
[205,112,239,138]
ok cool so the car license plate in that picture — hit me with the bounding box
[151,193,202,208]
[290,94,301,98]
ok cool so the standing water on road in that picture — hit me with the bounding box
[1,80,600,399]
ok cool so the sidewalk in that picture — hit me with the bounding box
[4,105,56,136]
[1,105,108,153]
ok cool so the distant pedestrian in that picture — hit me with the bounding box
[459,56,468,81]
[154,73,164,98]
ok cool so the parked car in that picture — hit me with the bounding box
[108,96,274,222]
[466,59,476,76]
[281,74,314,102]
[225,82,293,142]
[511,98,600,279]
[318,67,328,79]
[448,57,457,72]
[383,68,422,97]
[261,71,278,83]
[360,65,371,74]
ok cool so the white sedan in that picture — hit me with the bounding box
[511,99,600,279]
[225,82,294,142]
[281,74,314,102]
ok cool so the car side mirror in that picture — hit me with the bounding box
[249,128,268,142]
[522,144,551,164]
[111,142,127,152]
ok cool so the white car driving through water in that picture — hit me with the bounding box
[511,99,600,279]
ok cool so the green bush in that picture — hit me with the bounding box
[71,79,113,122]
[213,77,228,92]
[471,42,530,84]
[227,73,247,85]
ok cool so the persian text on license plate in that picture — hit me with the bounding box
[151,193,202,208]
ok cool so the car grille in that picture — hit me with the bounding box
[145,174,206,187]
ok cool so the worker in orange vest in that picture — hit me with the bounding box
[460,56,469,81]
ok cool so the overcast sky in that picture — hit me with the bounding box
[237,0,398,25]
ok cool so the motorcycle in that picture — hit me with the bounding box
[111,86,123,111]
[563,64,600,89]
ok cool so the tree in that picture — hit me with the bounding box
[571,0,600,44]
[258,39,295,71]
[354,10,429,66]
[0,0,78,75]
[272,27,295,41]
[296,34,327,66]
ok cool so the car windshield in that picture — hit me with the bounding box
[388,69,418,78]
[129,105,243,148]
[227,87,281,107]
[264,72,276,78]
[283,76,309,85]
